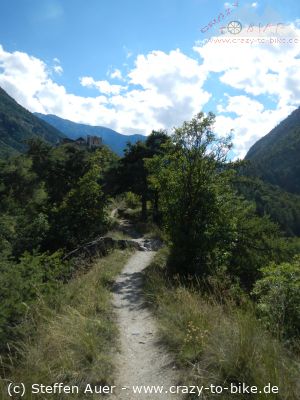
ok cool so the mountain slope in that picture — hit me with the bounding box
[35,113,145,156]
[0,87,65,157]
[235,175,300,236]
[245,107,300,194]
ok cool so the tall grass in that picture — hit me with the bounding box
[144,248,300,400]
[0,250,131,399]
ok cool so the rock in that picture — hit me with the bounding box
[63,236,141,261]
[63,235,163,261]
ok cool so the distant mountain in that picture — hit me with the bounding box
[245,107,300,194]
[35,113,146,156]
[0,87,65,158]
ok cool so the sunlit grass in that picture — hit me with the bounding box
[0,250,131,399]
[144,248,300,400]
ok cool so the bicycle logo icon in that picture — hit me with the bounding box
[227,21,243,34]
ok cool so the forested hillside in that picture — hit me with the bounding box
[0,87,65,157]
[245,107,300,194]
[234,176,300,237]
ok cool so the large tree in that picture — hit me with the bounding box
[147,112,235,275]
[147,113,297,288]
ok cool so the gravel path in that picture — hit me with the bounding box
[112,251,182,399]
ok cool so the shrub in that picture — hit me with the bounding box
[124,191,140,209]
[1,250,130,400]
[252,257,300,341]
[0,251,71,352]
[144,250,300,399]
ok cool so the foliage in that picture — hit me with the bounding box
[124,191,141,209]
[0,142,113,252]
[0,140,116,354]
[144,250,300,400]
[146,114,299,290]
[1,103,300,387]
[235,175,300,237]
[227,203,291,289]
[120,140,149,219]
[147,112,235,275]
[108,130,170,221]
[252,257,300,342]
[0,250,131,399]
[0,251,71,352]
[53,159,106,247]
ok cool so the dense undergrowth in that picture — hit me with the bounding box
[0,250,131,399]
[144,248,300,400]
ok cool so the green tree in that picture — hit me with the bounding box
[53,153,107,247]
[110,131,169,221]
[26,138,52,180]
[44,144,92,205]
[145,131,170,222]
[147,112,234,275]
[227,203,285,289]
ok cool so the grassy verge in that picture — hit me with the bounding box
[0,250,131,399]
[144,248,300,400]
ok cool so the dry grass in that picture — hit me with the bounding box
[0,250,131,399]
[144,248,300,400]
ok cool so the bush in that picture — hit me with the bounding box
[144,250,300,399]
[53,164,107,248]
[124,191,140,209]
[252,257,300,342]
[1,250,131,400]
[0,251,71,352]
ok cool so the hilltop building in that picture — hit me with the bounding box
[75,137,86,145]
[59,135,102,149]
[87,135,102,148]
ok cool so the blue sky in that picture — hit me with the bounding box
[0,0,299,157]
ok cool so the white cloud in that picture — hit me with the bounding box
[110,68,122,80]
[53,65,63,75]
[0,20,299,158]
[53,57,63,75]
[0,45,49,112]
[195,22,300,156]
[193,23,300,155]
[0,45,210,135]
[217,95,264,116]
[215,95,294,157]
[251,2,258,8]
[194,25,300,107]
[126,49,210,126]
[80,76,126,95]
[123,46,133,59]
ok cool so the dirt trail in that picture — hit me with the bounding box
[112,250,182,399]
